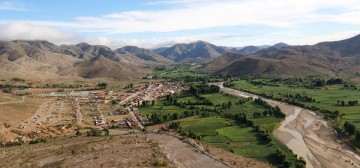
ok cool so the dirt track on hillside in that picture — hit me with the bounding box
[148,133,229,168]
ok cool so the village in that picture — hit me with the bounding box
[0,82,183,145]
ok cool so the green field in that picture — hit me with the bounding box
[139,99,184,116]
[181,116,233,135]
[180,116,297,164]
[157,71,208,79]
[232,80,360,128]
[139,89,301,167]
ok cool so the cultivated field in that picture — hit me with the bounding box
[139,91,301,166]
[232,80,360,128]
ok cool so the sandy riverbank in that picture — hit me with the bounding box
[217,84,360,168]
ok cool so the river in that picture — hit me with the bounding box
[215,83,360,168]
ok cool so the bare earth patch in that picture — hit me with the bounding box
[0,134,174,168]
[207,146,271,168]
[148,133,229,168]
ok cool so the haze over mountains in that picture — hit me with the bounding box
[1,34,360,80]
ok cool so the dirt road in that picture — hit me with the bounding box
[0,96,25,105]
[216,83,360,168]
[148,133,229,168]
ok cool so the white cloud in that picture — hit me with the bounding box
[145,0,207,5]
[0,2,25,11]
[0,21,254,48]
[290,30,360,45]
[1,0,360,48]
[0,22,81,44]
[86,33,255,49]
[7,0,359,35]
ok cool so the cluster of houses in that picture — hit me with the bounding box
[124,118,138,128]
[34,82,183,130]
[119,82,183,107]
[37,91,110,98]
[93,115,106,125]
[132,108,149,125]
[109,108,129,115]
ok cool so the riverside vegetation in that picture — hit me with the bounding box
[224,77,360,152]
[139,71,307,168]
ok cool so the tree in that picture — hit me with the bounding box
[2,87,12,93]
[87,128,102,136]
[262,110,268,117]
[111,100,118,105]
[227,101,232,109]
[75,128,82,136]
[103,128,110,136]
[98,83,108,89]
[355,130,360,144]
[344,121,356,135]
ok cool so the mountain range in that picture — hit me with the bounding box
[205,35,360,78]
[156,40,229,63]
[1,34,360,80]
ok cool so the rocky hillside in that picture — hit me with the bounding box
[158,41,229,63]
[205,34,360,78]
[116,46,173,64]
[0,41,151,80]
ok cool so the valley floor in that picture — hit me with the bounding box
[218,83,360,168]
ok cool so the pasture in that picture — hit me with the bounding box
[232,80,360,128]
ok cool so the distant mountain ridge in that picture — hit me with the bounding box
[116,46,173,64]
[205,34,360,78]
[2,35,360,81]
[0,41,161,80]
[228,43,289,55]
[157,41,230,63]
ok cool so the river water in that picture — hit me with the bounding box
[215,83,360,168]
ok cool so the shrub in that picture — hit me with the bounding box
[29,138,48,144]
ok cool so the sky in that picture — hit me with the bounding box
[0,0,360,49]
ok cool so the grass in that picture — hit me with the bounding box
[181,116,233,135]
[225,101,266,116]
[139,99,184,116]
[139,91,298,166]
[201,93,237,105]
[202,135,228,143]
[217,126,258,142]
[180,116,296,164]
[232,80,360,128]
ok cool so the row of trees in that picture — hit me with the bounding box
[284,93,316,103]
[343,122,360,147]
[220,101,232,109]
[86,128,110,136]
[237,87,340,120]
[189,84,220,95]
[270,148,306,168]
[254,98,285,118]
[238,97,252,105]
[312,78,343,87]
[337,100,359,106]
[148,109,215,125]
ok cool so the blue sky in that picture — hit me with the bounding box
[0,0,360,48]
